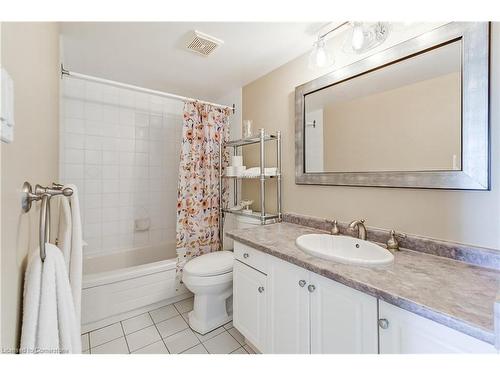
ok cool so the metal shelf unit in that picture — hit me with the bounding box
[218,129,282,248]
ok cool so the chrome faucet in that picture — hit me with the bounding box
[348,219,367,240]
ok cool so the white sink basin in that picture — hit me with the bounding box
[295,234,394,267]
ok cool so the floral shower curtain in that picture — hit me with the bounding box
[175,101,230,284]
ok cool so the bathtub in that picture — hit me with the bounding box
[81,243,191,333]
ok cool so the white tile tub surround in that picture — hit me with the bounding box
[60,78,183,256]
[83,297,255,354]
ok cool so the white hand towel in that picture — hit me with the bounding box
[20,244,82,354]
[57,184,83,326]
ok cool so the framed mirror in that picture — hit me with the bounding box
[295,22,490,190]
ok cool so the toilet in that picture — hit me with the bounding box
[182,250,234,334]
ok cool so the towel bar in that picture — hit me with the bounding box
[22,182,74,262]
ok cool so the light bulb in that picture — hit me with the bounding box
[308,37,333,69]
[351,23,365,51]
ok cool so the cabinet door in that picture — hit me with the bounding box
[379,301,497,353]
[233,260,267,352]
[268,257,310,353]
[310,273,378,353]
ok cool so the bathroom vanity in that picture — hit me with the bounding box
[228,221,500,354]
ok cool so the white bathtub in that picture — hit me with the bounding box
[81,243,191,333]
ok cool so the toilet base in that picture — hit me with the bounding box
[187,294,232,335]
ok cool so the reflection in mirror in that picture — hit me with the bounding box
[304,40,462,173]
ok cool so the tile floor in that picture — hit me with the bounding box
[81,297,256,354]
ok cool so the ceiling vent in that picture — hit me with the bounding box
[185,30,223,56]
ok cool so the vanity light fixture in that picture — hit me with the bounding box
[308,22,349,69]
[308,36,333,69]
[347,22,390,54]
[308,21,390,69]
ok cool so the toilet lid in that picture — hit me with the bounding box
[184,251,234,277]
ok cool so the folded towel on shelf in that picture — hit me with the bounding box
[57,184,83,326]
[240,167,278,178]
[20,244,82,354]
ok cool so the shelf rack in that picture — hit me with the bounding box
[218,128,282,249]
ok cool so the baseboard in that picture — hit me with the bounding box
[81,291,193,333]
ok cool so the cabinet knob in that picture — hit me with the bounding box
[298,280,306,287]
[243,253,249,258]
[378,318,389,329]
[307,284,316,293]
[258,286,264,293]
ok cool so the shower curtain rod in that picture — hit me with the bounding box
[61,65,235,114]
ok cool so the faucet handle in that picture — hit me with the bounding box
[325,219,340,235]
[386,230,406,252]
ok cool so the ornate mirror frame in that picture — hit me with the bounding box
[295,22,490,190]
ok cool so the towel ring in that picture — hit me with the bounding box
[22,181,73,262]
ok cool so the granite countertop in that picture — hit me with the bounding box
[227,222,500,346]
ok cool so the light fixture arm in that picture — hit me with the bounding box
[318,21,350,41]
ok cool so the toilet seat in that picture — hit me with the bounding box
[182,271,233,287]
[184,250,234,277]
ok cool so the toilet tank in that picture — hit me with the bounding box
[223,214,261,250]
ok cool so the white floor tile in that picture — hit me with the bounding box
[223,321,233,330]
[149,304,179,324]
[156,315,189,338]
[89,323,123,348]
[125,325,162,352]
[181,343,208,354]
[203,331,240,354]
[230,347,247,354]
[227,327,245,345]
[163,329,200,354]
[243,344,256,354]
[92,337,129,354]
[122,313,154,335]
[195,326,225,342]
[174,297,194,314]
[132,340,169,354]
[81,333,90,352]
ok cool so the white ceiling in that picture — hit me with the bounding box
[60,22,323,102]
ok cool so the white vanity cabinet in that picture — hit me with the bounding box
[233,260,268,352]
[309,272,378,353]
[378,301,497,354]
[234,242,377,353]
[232,241,497,354]
[267,257,310,353]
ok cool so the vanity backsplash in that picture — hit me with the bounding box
[283,212,500,271]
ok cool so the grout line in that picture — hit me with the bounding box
[226,328,245,346]
[150,312,171,354]
[89,333,125,351]
[130,338,165,354]
[122,322,155,336]
[229,346,245,354]
[87,320,123,335]
[169,329,202,354]
[179,340,205,354]
[199,340,210,354]
[179,313,189,324]
[119,321,131,354]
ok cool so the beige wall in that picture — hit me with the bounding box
[1,22,60,351]
[322,72,461,172]
[242,23,500,250]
